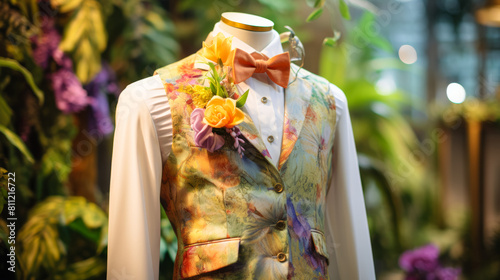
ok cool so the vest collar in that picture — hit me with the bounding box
[163,51,313,171]
[224,64,313,171]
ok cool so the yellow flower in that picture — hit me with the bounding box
[191,85,213,108]
[203,96,244,128]
[200,32,234,66]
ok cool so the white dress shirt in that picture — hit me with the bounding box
[107,22,375,280]
[195,22,285,167]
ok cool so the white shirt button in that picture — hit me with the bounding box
[267,135,274,143]
[261,97,268,104]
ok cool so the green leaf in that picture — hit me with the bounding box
[0,58,44,105]
[62,196,85,225]
[81,202,106,229]
[216,84,226,98]
[323,38,336,47]
[50,0,85,13]
[307,7,323,22]
[96,224,108,254]
[210,82,216,95]
[339,0,351,20]
[58,0,107,83]
[0,94,13,126]
[306,0,316,8]
[323,32,341,47]
[208,62,227,98]
[0,187,7,215]
[221,84,229,97]
[236,89,249,108]
[42,227,61,262]
[314,0,326,8]
[67,218,101,243]
[0,125,34,164]
[208,62,217,77]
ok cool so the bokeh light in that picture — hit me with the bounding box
[398,45,418,64]
[446,82,466,104]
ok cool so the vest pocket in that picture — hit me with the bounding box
[180,237,241,278]
[310,229,330,265]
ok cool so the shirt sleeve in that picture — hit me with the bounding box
[325,84,376,280]
[107,84,163,280]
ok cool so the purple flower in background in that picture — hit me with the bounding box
[85,63,119,97]
[31,15,93,115]
[190,108,225,152]
[50,68,92,113]
[31,17,67,69]
[432,267,461,280]
[84,64,119,136]
[400,244,440,273]
[399,244,460,280]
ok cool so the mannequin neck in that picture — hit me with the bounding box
[218,13,274,52]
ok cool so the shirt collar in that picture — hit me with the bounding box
[194,21,284,70]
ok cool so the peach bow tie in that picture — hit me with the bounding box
[232,48,291,88]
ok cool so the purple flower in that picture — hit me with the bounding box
[32,16,92,114]
[85,63,119,96]
[400,244,440,273]
[432,267,461,280]
[31,17,67,69]
[399,244,461,280]
[50,68,92,113]
[84,64,119,136]
[190,108,224,152]
[226,127,245,158]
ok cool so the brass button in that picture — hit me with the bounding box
[274,183,284,193]
[267,135,274,143]
[275,220,286,230]
[277,252,287,262]
[261,97,268,104]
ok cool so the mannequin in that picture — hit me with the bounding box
[107,12,375,280]
[218,12,274,51]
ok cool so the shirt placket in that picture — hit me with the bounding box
[240,76,283,168]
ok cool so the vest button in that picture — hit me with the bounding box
[274,183,284,193]
[275,220,286,230]
[277,252,287,262]
[261,97,268,104]
[267,135,274,143]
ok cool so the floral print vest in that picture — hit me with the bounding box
[155,53,337,280]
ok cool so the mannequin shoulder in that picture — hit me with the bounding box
[118,52,198,106]
[115,74,171,128]
[293,65,347,107]
[154,53,198,82]
[117,75,166,109]
[115,74,173,160]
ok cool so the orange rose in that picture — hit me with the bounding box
[203,96,244,128]
[200,32,234,66]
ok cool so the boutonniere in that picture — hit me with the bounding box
[190,33,249,157]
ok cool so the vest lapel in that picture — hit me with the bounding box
[234,69,314,170]
[277,71,313,170]
[159,54,312,169]
[237,106,274,164]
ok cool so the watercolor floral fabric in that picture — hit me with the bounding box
[155,52,337,280]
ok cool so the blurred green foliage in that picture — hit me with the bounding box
[318,10,451,274]
[53,0,108,84]
[17,196,108,279]
[0,0,179,278]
